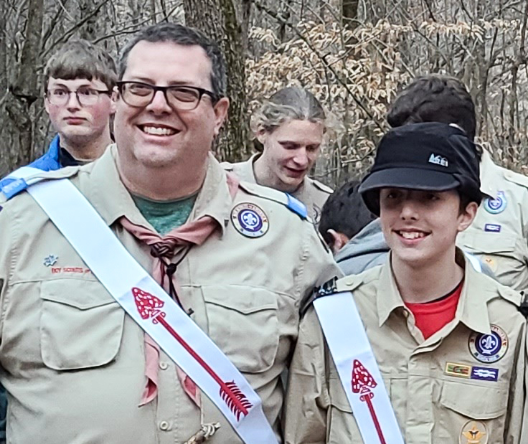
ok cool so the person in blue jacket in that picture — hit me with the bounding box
[0,38,116,442]
[0,39,116,187]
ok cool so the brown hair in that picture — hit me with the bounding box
[44,39,117,91]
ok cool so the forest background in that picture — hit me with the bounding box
[1,0,527,187]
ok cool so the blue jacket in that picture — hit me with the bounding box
[0,135,62,192]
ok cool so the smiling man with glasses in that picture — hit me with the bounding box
[0,23,339,444]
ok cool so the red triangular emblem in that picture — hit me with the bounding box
[132,287,165,319]
[351,359,377,394]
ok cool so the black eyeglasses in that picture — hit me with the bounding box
[117,81,219,110]
[46,87,111,107]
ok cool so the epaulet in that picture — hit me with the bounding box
[300,274,363,317]
[311,178,334,194]
[238,181,309,220]
[497,285,523,310]
[0,166,78,200]
[503,169,528,189]
[220,161,234,172]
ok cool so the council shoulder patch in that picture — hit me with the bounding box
[484,191,507,214]
[231,203,269,238]
[469,325,508,363]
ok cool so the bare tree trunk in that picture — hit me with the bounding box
[183,0,250,162]
[342,0,359,30]
[2,0,44,172]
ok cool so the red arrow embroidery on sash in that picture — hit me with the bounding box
[132,287,253,420]
[351,359,387,444]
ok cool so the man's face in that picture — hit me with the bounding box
[379,188,477,269]
[45,77,115,145]
[113,41,228,170]
[257,119,324,193]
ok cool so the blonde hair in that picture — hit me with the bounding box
[251,86,326,135]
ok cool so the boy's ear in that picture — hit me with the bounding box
[458,201,478,232]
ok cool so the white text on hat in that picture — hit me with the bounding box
[428,153,449,167]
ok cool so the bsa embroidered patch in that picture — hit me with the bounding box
[482,256,497,272]
[469,325,508,363]
[445,362,471,379]
[484,191,506,214]
[43,255,59,267]
[459,420,488,444]
[471,366,499,382]
[231,203,269,238]
[484,223,501,233]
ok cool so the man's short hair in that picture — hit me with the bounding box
[44,39,117,90]
[319,179,376,245]
[118,23,227,98]
[387,74,476,141]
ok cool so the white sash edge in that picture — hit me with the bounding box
[20,174,277,444]
[313,292,405,444]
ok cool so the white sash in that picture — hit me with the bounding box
[313,292,404,444]
[6,168,277,444]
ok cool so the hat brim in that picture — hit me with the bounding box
[359,168,462,216]
[359,167,460,195]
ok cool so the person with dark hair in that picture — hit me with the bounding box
[0,22,339,444]
[318,180,376,254]
[224,86,333,223]
[285,123,528,443]
[338,74,528,288]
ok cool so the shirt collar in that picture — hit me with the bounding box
[86,146,232,236]
[479,149,500,199]
[377,249,491,334]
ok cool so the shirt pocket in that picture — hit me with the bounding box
[39,279,125,370]
[437,380,507,440]
[201,285,279,374]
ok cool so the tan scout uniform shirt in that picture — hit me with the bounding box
[458,150,528,291]
[285,252,527,444]
[223,154,333,224]
[0,147,341,444]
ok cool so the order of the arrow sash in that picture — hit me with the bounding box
[6,168,277,444]
[313,292,404,444]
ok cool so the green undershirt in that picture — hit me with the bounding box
[132,193,198,235]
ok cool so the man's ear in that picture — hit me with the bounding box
[327,229,350,255]
[213,97,230,137]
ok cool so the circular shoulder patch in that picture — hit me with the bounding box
[484,191,507,214]
[231,203,269,238]
[468,325,508,363]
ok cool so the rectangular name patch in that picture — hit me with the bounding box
[445,362,471,378]
[471,366,499,382]
[484,224,501,233]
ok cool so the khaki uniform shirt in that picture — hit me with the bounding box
[223,154,333,224]
[458,150,528,291]
[285,252,527,444]
[0,147,340,444]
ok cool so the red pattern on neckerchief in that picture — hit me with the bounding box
[120,173,239,407]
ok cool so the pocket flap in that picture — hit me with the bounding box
[202,285,277,314]
[459,230,516,254]
[441,381,507,419]
[41,279,116,309]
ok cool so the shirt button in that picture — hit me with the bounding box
[159,421,170,431]
[159,361,169,370]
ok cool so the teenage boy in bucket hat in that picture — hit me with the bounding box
[284,122,528,444]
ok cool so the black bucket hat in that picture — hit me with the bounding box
[359,122,482,215]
